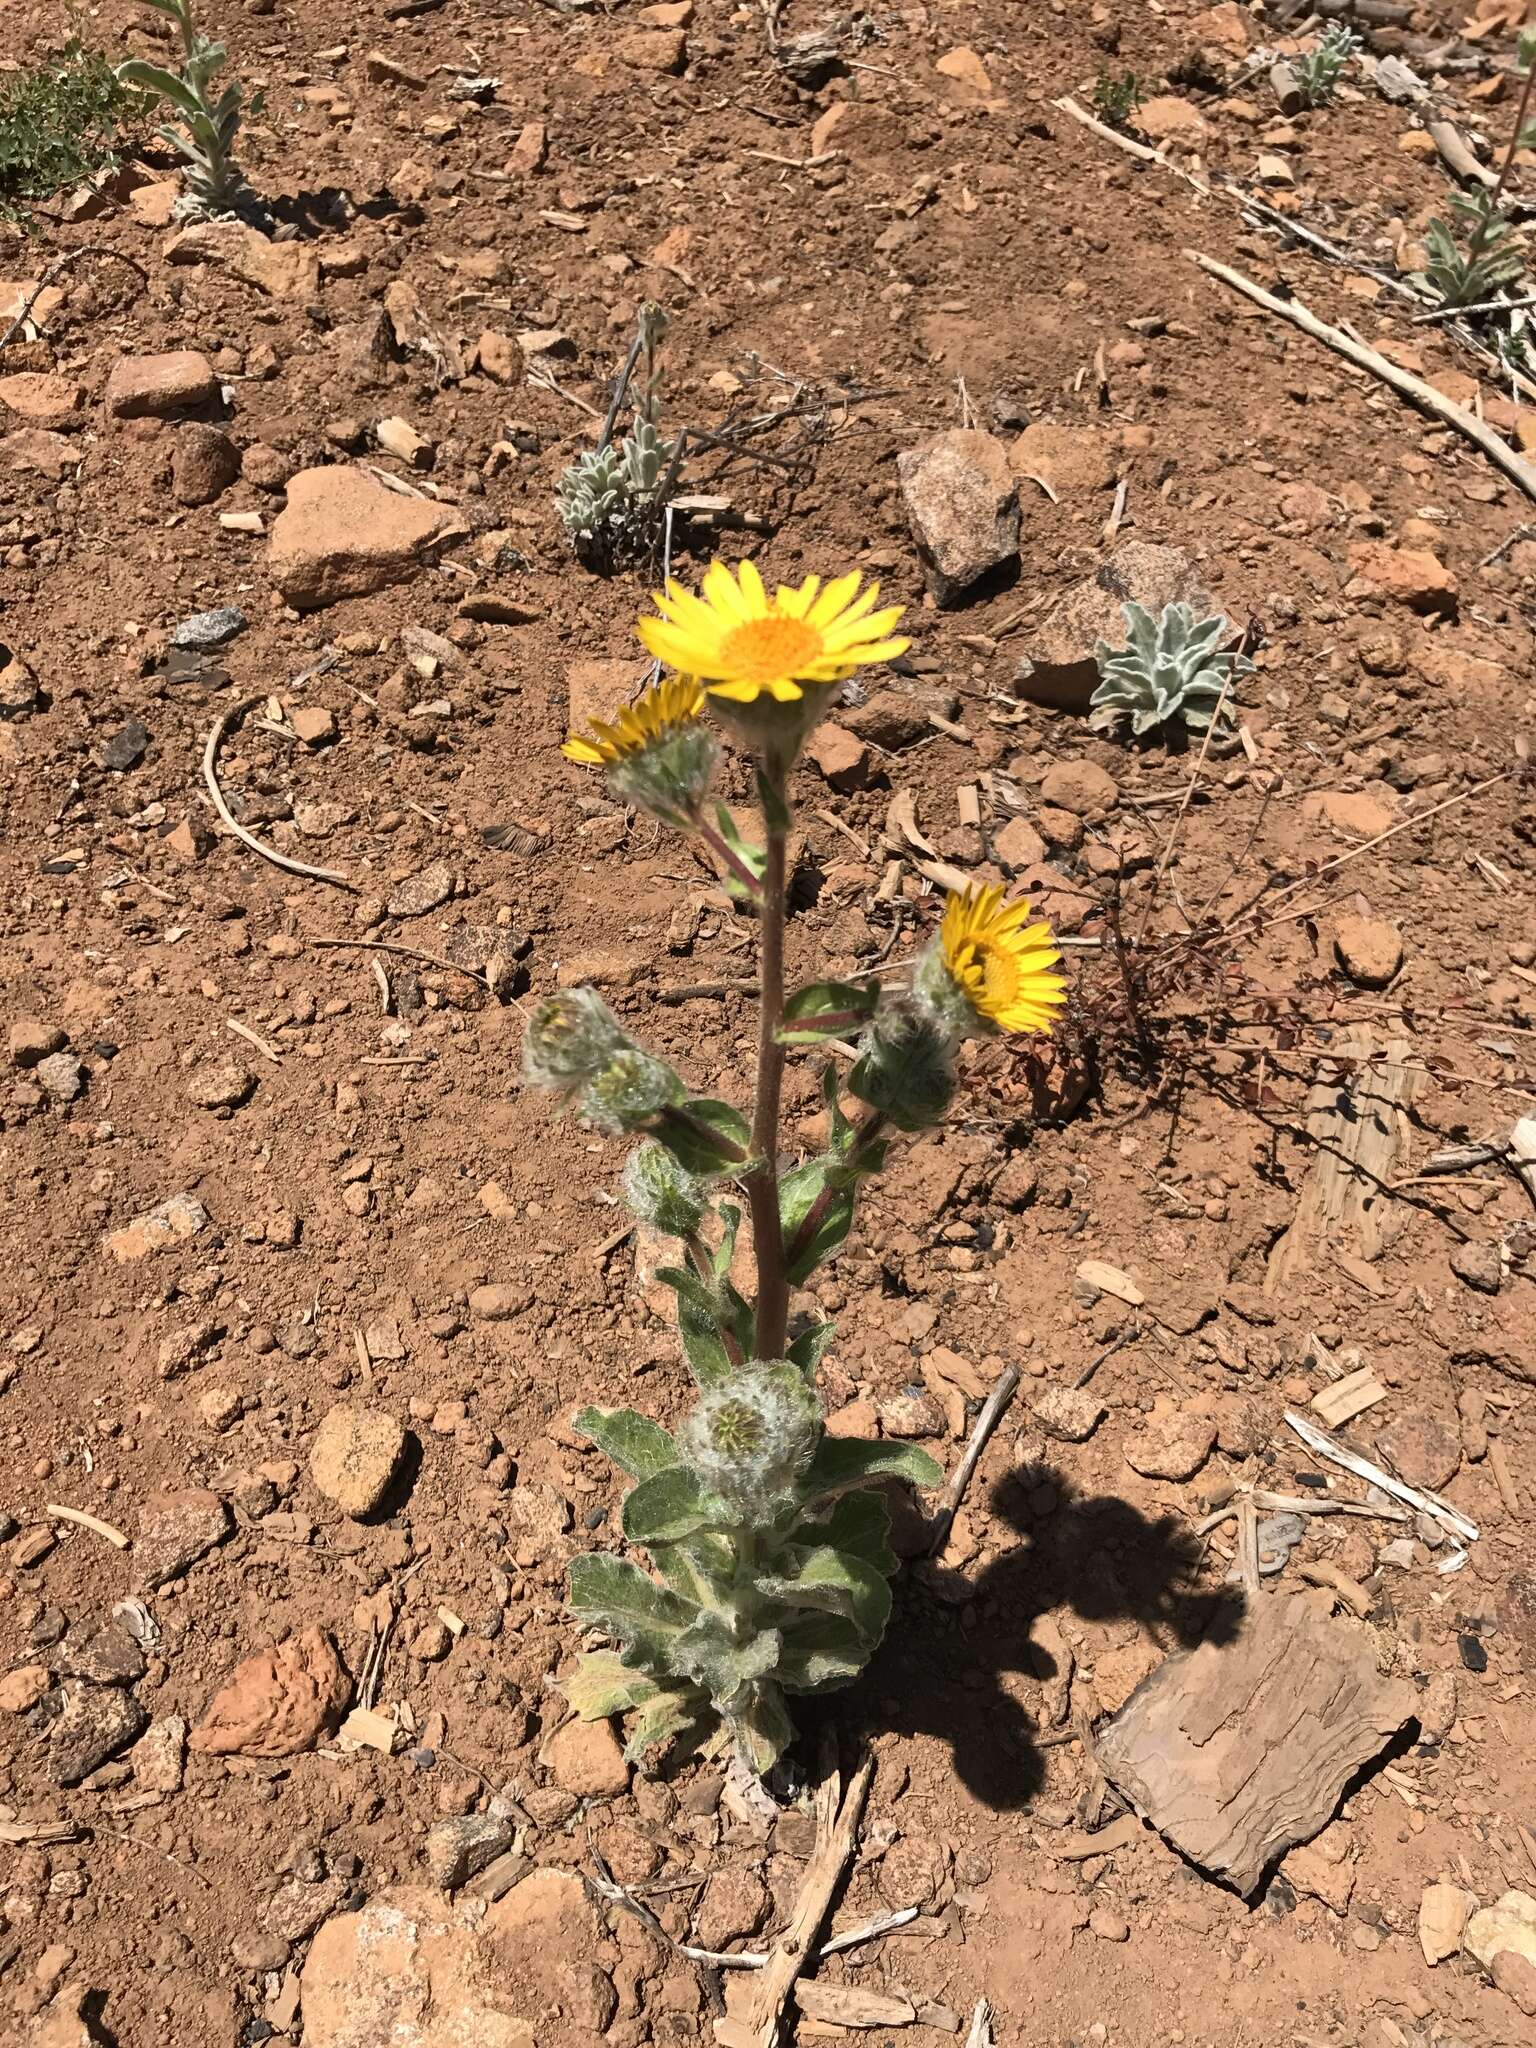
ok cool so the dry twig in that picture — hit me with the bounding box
[203,698,353,889]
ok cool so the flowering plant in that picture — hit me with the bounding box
[527,560,1067,1776]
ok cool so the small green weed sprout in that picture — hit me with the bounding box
[1293,24,1361,109]
[1091,601,1250,740]
[1423,188,1527,313]
[118,0,252,217]
[1092,69,1143,128]
[0,39,147,226]
[537,564,1069,1778]
[559,303,677,568]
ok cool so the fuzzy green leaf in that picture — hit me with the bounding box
[756,1544,892,1645]
[778,980,877,1045]
[779,1612,872,1693]
[574,1406,678,1481]
[560,1650,661,1721]
[803,1490,898,1576]
[676,1297,736,1387]
[650,1534,732,1606]
[787,1319,837,1379]
[731,1680,794,1774]
[779,1160,857,1286]
[674,1613,782,1705]
[116,60,203,120]
[624,1684,712,1763]
[567,1554,697,1651]
[802,1436,945,1503]
[657,1098,751,1174]
[622,1467,725,1545]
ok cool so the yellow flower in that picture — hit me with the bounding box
[562,674,706,766]
[637,559,909,706]
[940,885,1067,1036]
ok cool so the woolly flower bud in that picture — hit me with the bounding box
[677,1365,822,1519]
[522,987,628,1089]
[847,989,957,1133]
[610,721,720,830]
[622,1140,709,1238]
[580,1047,685,1135]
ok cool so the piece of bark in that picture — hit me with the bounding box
[795,1981,917,2026]
[1093,1591,1416,1895]
[1265,1028,1422,1291]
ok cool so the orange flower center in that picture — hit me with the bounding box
[720,614,823,685]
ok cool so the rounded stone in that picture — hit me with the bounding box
[310,1403,407,1518]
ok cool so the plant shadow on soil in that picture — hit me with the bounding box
[819,1465,1247,1811]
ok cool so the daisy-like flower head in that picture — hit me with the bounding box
[562,674,706,767]
[637,560,909,710]
[928,885,1068,1038]
[562,675,718,827]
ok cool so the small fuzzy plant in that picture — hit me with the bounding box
[1293,24,1361,109]
[118,0,252,218]
[559,302,677,568]
[1423,28,1536,332]
[1091,69,1142,128]
[1090,601,1251,741]
[531,561,1068,1777]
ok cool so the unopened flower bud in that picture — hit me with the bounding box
[581,1046,685,1134]
[847,991,956,1132]
[522,988,628,1089]
[610,721,719,829]
[622,1140,709,1238]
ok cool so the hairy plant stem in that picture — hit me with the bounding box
[746,759,790,1361]
[696,817,765,904]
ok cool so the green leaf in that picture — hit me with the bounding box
[574,1406,678,1481]
[560,1649,661,1721]
[779,979,877,1045]
[622,1467,725,1545]
[802,1437,945,1504]
[567,1554,697,1651]
[116,60,203,120]
[805,1490,897,1576]
[651,1534,733,1606]
[756,1544,892,1645]
[787,1319,837,1379]
[624,1684,713,1763]
[730,1680,794,1774]
[778,1159,857,1286]
[711,801,766,904]
[778,1612,871,1694]
[1520,24,1536,69]
[656,1098,751,1174]
[674,1614,782,1704]
[677,1297,735,1387]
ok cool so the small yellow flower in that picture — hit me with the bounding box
[562,674,706,766]
[940,885,1067,1036]
[637,559,909,706]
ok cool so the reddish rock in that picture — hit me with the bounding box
[506,120,547,175]
[190,1627,350,1757]
[475,330,520,384]
[1041,758,1118,816]
[806,722,871,790]
[898,427,1019,603]
[1124,1401,1217,1481]
[0,1664,50,1712]
[616,26,687,69]
[301,1887,537,2048]
[171,422,241,506]
[1300,787,1397,840]
[1010,421,1116,496]
[104,349,220,419]
[1134,96,1211,149]
[993,815,1048,868]
[541,1715,629,1798]
[135,1487,231,1587]
[1374,1407,1460,1493]
[269,466,468,609]
[1,428,82,478]
[0,372,87,427]
[1345,542,1458,617]
[1332,914,1403,989]
[564,657,649,737]
[291,705,339,748]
